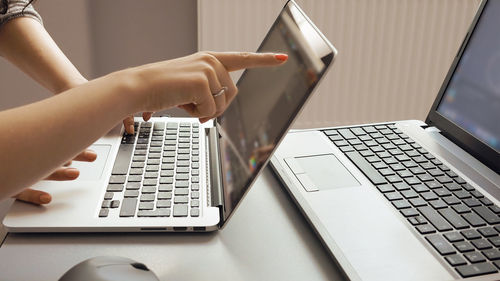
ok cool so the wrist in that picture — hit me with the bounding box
[52,75,88,94]
[104,68,145,115]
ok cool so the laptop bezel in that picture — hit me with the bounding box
[215,0,337,227]
[425,0,499,174]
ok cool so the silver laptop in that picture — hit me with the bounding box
[3,0,336,233]
[270,0,500,280]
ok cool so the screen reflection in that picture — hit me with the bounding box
[217,1,334,219]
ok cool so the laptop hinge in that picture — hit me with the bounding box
[206,127,225,219]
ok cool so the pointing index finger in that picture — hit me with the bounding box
[208,52,288,72]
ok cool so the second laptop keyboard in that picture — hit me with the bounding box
[100,121,201,218]
[323,123,500,278]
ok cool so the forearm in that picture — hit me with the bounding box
[0,70,139,200]
[0,17,87,93]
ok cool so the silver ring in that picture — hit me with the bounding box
[212,86,227,98]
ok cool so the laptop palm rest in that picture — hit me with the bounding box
[286,154,360,192]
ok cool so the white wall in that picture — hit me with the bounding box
[1,0,483,125]
[199,0,482,128]
[0,0,197,118]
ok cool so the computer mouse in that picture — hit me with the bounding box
[59,256,160,281]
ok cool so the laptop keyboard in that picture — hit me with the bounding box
[323,123,500,278]
[99,121,201,219]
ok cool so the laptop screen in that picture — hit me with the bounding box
[216,0,335,223]
[436,0,500,152]
[427,0,500,172]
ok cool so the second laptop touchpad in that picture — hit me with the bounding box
[296,154,360,190]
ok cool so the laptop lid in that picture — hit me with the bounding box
[426,0,500,173]
[214,0,337,226]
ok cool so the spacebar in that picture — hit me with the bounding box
[120,198,138,217]
[345,151,387,185]
[111,144,133,175]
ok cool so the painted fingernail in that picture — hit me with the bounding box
[275,54,288,61]
[65,168,79,178]
[40,194,51,204]
[128,125,134,133]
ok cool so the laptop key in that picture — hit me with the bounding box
[482,249,500,261]
[174,188,189,196]
[444,232,464,243]
[409,198,427,207]
[137,210,156,217]
[111,144,134,175]
[107,184,123,192]
[191,200,200,207]
[464,251,486,263]
[104,192,113,200]
[176,181,189,188]
[158,184,173,192]
[480,197,494,206]
[445,254,467,266]
[173,205,188,217]
[126,182,141,190]
[453,204,471,214]
[143,179,157,186]
[156,200,171,208]
[456,262,497,278]
[376,184,395,193]
[128,175,142,182]
[155,208,171,217]
[139,202,154,210]
[142,186,156,193]
[463,198,481,208]
[471,239,493,250]
[489,236,500,247]
[426,234,456,255]
[461,229,482,240]
[110,200,120,208]
[416,224,436,234]
[473,206,500,224]
[174,196,189,204]
[478,227,497,237]
[463,212,487,227]
[191,208,200,217]
[438,208,469,229]
[109,175,126,184]
[401,208,419,217]
[418,206,452,232]
[454,241,475,253]
[124,190,139,198]
[140,194,155,202]
[99,208,109,217]
[119,198,138,217]
[345,151,386,185]
[392,200,411,209]
[157,192,172,200]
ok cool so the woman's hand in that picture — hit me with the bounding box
[130,51,288,123]
[12,149,97,205]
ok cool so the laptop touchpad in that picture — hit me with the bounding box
[294,154,360,191]
[70,144,111,181]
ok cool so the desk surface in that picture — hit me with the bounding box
[0,168,346,281]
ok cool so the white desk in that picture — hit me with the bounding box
[0,168,346,281]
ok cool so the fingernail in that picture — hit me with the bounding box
[128,125,134,133]
[65,168,79,178]
[275,54,288,61]
[40,194,51,204]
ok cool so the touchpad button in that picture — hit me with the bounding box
[296,154,360,191]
